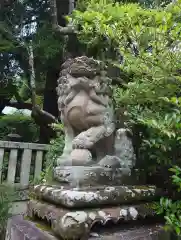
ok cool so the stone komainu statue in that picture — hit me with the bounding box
[56,56,135,168]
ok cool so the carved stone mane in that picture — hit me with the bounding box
[57,56,112,112]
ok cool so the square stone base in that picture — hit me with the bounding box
[5,215,58,240]
[32,184,162,208]
[27,184,164,239]
[5,215,171,240]
[89,224,171,240]
[27,199,162,240]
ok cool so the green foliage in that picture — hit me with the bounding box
[0,113,39,142]
[51,123,64,132]
[33,24,64,66]
[69,0,181,169]
[44,135,64,183]
[47,136,64,181]
[0,0,63,106]
[76,0,173,11]
[0,184,16,236]
[156,166,181,236]
[0,1,26,98]
[18,78,32,101]
[45,124,64,171]
[34,130,65,184]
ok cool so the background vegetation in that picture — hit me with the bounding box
[68,0,181,174]
[0,112,39,142]
[156,166,181,236]
[0,184,16,238]
[66,0,181,235]
[0,0,174,143]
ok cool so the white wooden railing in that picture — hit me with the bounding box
[0,141,48,185]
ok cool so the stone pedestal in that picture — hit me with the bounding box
[54,166,132,187]
[26,182,163,239]
[5,55,168,240]
[53,166,147,187]
[5,215,58,240]
[23,166,164,239]
[32,184,160,208]
[5,215,171,240]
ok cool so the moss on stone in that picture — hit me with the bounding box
[24,215,52,232]
[35,222,51,232]
[24,216,32,221]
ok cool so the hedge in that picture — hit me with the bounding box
[0,113,39,142]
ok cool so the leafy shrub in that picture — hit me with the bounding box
[156,166,181,236]
[0,184,16,237]
[68,0,181,171]
[43,135,64,183]
[0,113,39,142]
[33,124,65,184]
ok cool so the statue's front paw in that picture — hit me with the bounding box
[72,135,94,149]
[70,149,92,165]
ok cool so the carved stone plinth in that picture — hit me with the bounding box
[27,199,158,240]
[54,166,132,187]
[6,215,170,240]
[5,215,58,240]
[53,166,146,187]
[32,184,161,208]
[27,184,163,240]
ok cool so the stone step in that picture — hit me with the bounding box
[32,184,162,208]
[27,199,160,239]
[6,215,170,240]
[5,215,58,240]
[89,223,170,240]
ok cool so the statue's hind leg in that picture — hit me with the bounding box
[72,125,107,150]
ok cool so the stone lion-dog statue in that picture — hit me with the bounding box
[56,56,135,169]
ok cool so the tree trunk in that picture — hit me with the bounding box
[39,68,59,143]
[38,0,74,143]
[0,98,10,114]
[27,42,58,143]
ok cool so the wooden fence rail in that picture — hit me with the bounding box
[0,141,49,185]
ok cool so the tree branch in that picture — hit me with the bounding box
[31,106,58,125]
[5,100,57,126]
[28,43,36,107]
[49,0,75,35]
[54,25,76,35]
[8,100,32,110]
[27,41,58,125]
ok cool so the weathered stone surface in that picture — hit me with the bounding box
[10,201,28,216]
[54,167,147,187]
[14,184,29,201]
[27,200,158,240]
[6,216,170,240]
[8,185,30,216]
[5,215,58,240]
[32,184,161,208]
[89,224,171,240]
[114,128,136,168]
[54,166,132,187]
